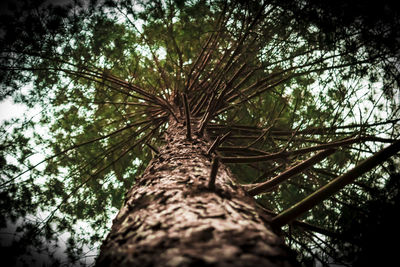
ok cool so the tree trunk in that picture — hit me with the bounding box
[96,117,297,267]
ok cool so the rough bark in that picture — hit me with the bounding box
[96,117,297,267]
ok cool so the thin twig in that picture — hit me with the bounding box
[207,136,222,155]
[146,143,160,154]
[182,93,191,140]
[208,157,220,190]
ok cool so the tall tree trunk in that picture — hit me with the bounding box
[96,117,297,267]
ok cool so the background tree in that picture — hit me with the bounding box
[0,0,399,266]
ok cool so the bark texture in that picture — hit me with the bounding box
[96,117,297,267]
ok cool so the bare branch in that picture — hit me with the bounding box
[248,149,336,196]
[271,140,400,227]
[208,157,220,191]
[182,93,192,140]
[221,135,396,163]
[146,143,160,154]
[3,116,167,186]
[207,136,222,156]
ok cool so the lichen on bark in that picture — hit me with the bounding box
[96,117,297,267]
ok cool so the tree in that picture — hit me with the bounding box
[0,0,399,266]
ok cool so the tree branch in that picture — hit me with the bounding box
[248,149,336,196]
[182,93,191,140]
[208,157,220,190]
[271,139,400,227]
[220,136,395,163]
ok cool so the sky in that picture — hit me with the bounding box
[0,98,28,123]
